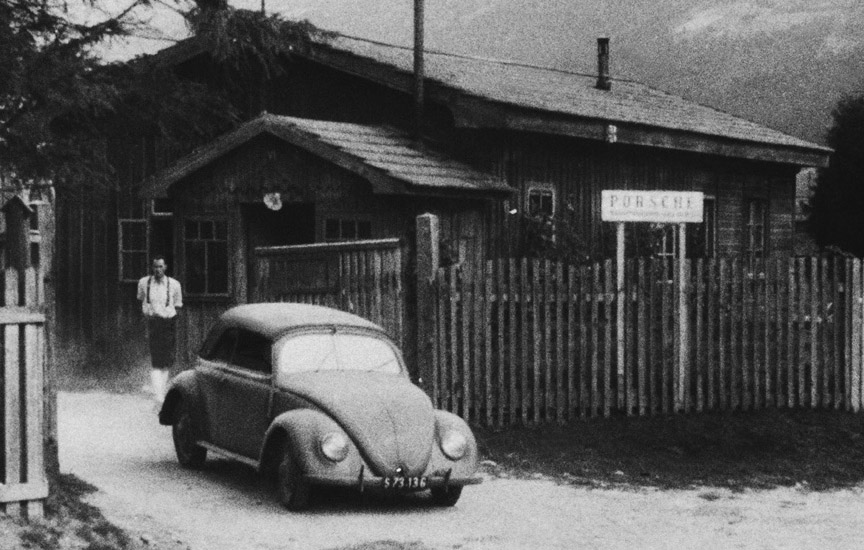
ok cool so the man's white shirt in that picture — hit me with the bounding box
[137,276,183,319]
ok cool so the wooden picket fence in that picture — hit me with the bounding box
[0,267,47,518]
[429,256,864,426]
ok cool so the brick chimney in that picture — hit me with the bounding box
[596,37,611,91]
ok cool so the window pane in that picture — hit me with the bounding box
[215,220,227,240]
[325,219,339,241]
[358,221,372,239]
[275,333,401,378]
[152,199,173,215]
[122,251,147,281]
[200,220,214,240]
[207,241,229,294]
[185,241,206,294]
[121,221,147,251]
[234,330,271,373]
[185,220,198,240]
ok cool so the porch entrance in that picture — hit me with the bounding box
[252,238,405,345]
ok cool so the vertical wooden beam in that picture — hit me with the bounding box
[415,214,439,393]
[677,224,688,412]
[616,222,625,411]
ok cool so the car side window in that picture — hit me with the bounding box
[207,328,237,363]
[233,329,272,374]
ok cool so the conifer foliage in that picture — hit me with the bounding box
[808,95,864,256]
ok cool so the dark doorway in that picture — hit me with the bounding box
[244,202,315,299]
[150,217,174,272]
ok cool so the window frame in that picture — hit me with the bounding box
[118,218,149,283]
[182,216,230,298]
[525,185,556,219]
[744,197,769,262]
[322,216,374,243]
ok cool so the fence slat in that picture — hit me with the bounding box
[555,262,565,422]
[811,257,819,409]
[449,267,458,414]
[591,263,600,418]
[508,259,518,425]
[798,258,808,408]
[25,324,45,519]
[579,265,589,418]
[707,259,717,410]
[834,257,843,410]
[461,267,471,419]
[544,260,553,422]
[532,260,541,424]
[521,259,530,424]
[567,265,577,421]
[638,260,648,416]
[486,261,495,426]
[695,259,704,412]
[604,259,614,418]
[852,260,862,412]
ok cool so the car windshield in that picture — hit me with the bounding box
[274,331,402,377]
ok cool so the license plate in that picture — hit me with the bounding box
[382,476,427,490]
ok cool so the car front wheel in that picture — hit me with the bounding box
[430,486,462,507]
[277,447,310,511]
[172,400,206,469]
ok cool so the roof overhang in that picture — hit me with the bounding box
[140,114,512,200]
[302,43,832,169]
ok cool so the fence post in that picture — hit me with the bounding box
[415,213,440,395]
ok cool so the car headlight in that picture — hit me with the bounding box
[440,430,468,460]
[320,432,349,462]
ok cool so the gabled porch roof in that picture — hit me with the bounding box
[140,113,511,199]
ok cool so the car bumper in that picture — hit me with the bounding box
[303,471,483,491]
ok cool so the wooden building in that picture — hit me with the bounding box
[55,31,832,371]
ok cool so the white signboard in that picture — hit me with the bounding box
[601,190,704,223]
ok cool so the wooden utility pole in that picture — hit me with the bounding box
[413,0,425,142]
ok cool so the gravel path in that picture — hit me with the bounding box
[59,391,864,550]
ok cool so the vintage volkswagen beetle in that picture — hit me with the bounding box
[158,303,480,509]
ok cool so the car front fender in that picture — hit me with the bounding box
[259,409,364,478]
[158,370,203,427]
[427,410,479,481]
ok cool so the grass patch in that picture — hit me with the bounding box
[474,408,864,491]
[3,471,135,550]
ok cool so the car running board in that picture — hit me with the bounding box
[197,441,260,469]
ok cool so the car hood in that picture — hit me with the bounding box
[283,371,435,476]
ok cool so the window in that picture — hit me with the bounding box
[184,218,228,295]
[324,218,372,242]
[527,187,555,218]
[745,198,768,261]
[233,329,272,374]
[119,219,148,282]
[151,199,173,217]
[275,332,401,380]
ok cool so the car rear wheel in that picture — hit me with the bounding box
[430,486,462,507]
[277,447,310,511]
[172,401,206,469]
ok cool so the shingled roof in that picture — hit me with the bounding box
[141,113,511,199]
[304,34,831,166]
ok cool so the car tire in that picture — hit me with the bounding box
[430,486,462,507]
[172,400,207,469]
[277,447,310,511]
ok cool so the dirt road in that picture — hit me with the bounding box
[59,391,864,550]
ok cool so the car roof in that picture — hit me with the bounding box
[219,303,385,340]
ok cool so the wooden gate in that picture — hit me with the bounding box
[253,239,405,344]
[0,267,47,518]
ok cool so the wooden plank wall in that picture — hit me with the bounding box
[429,256,864,425]
[253,239,405,346]
[0,267,48,518]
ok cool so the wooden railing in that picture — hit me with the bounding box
[428,256,864,426]
[0,267,47,518]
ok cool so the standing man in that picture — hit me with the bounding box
[137,255,183,405]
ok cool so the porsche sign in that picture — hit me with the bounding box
[601,190,704,223]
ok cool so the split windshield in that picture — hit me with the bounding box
[275,331,402,377]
